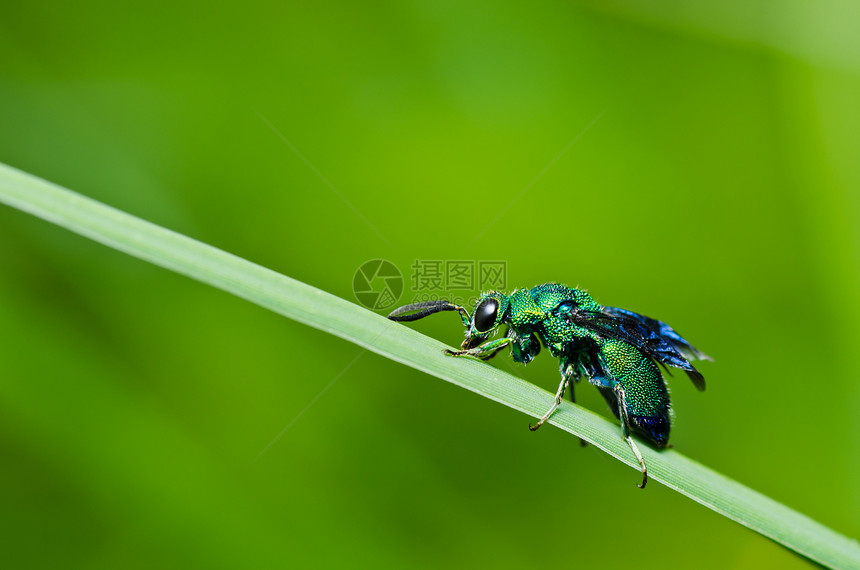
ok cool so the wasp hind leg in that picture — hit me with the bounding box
[615,386,648,489]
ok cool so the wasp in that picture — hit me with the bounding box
[387,283,710,488]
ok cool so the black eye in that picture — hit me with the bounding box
[474,298,499,333]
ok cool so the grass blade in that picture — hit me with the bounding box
[0,161,857,569]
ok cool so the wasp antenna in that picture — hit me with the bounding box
[387,300,469,322]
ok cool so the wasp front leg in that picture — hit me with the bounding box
[508,330,541,364]
[444,337,512,361]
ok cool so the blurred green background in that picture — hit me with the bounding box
[1,1,859,568]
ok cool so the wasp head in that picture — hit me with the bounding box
[461,292,509,349]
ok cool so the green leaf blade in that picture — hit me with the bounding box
[1,161,857,569]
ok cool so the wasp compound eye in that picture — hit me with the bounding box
[474,298,499,332]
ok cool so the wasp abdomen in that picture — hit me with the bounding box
[628,414,670,448]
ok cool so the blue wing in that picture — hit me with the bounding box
[602,307,711,362]
[566,305,709,391]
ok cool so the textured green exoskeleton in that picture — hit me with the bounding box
[388,283,710,488]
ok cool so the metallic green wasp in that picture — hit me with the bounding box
[387,283,710,488]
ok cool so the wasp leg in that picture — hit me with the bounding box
[475,344,508,361]
[528,374,570,432]
[567,382,588,447]
[445,338,511,361]
[529,360,585,430]
[615,386,648,489]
